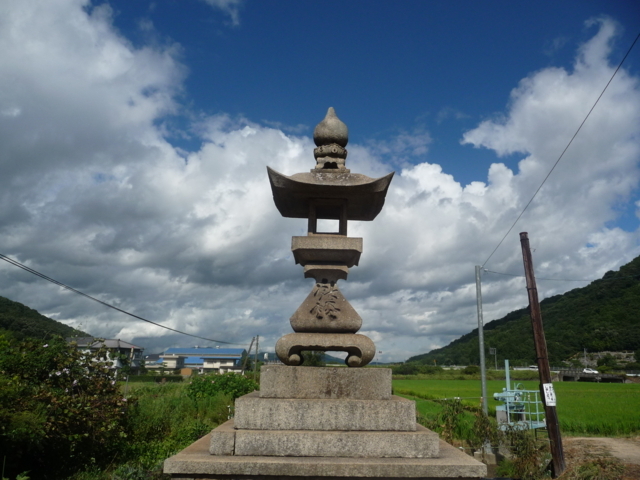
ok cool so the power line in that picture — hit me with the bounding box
[0,253,244,345]
[481,30,640,269]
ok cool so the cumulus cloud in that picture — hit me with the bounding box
[0,6,638,361]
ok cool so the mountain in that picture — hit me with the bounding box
[0,295,88,340]
[407,256,640,366]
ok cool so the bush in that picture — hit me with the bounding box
[0,335,129,479]
[393,363,421,375]
[186,372,258,401]
[463,365,480,375]
[127,374,183,383]
[392,363,444,375]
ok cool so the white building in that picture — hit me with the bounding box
[163,347,246,374]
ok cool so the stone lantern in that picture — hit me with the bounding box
[164,109,487,480]
[268,107,393,367]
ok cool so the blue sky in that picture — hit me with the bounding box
[107,0,640,188]
[0,0,639,361]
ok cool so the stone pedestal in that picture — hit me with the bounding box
[164,366,487,479]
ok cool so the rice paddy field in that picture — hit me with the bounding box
[393,379,640,436]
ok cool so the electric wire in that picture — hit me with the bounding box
[481,30,640,269]
[0,253,245,345]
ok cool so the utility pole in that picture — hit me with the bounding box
[241,337,255,373]
[520,232,565,477]
[475,265,488,415]
[253,335,259,381]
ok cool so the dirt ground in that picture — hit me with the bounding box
[563,436,640,479]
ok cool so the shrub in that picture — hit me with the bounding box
[463,365,480,375]
[392,363,444,375]
[126,374,183,383]
[186,372,258,401]
[0,335,129,479]
[393,363,421,375]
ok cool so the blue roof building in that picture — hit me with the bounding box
[161,347,246,374]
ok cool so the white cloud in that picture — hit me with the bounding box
[0,7,639,362]
[200,0,243,26]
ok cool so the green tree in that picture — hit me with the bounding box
[0,335,129,479]
[597,354,617,368]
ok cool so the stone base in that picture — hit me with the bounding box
[210,419,438,458]
[164,433,487,479]
[259,365,391,399]
[235,392,416,431]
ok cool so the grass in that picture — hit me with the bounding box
[68,382,231,479]
[393,378,640,436]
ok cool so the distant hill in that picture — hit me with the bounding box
[0,295,88,340]
[407,256,640,366]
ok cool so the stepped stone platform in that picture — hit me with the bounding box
[235,392,416,431]
[165,432,487,480]
[164,366,487,479]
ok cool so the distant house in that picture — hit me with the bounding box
[159,353,185,370]
[67,337,144,371]
[143,353,162,370]
[162,347,246,374]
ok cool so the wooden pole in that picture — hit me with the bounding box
[253,335,259,381]
[519,232,565,477]
[241,337,255,373]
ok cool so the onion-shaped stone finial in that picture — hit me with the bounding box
[314,107,348,147]
[313,108,349,170]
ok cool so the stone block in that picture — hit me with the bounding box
[165,432,488,479]
[234,425,439,458]
[208,420,235,455]
[291,235,363,267]
[234,392,416,431]
[260,365,391,399]
[290,282,362,333]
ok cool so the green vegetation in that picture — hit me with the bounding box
[392,368,541,382]
[0,295,87,341]
[0,333,249,479]
[407,256,640,366]
[127,374,184,383]
[394,378,640,436]
[186,372,258,400]
[0,335,129,479]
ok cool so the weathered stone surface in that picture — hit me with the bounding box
[268,167,394,222]
[304,264,349,282]
[259,365,391,399]
[234,392,416,431]
[275,333,375,367]
[314,107,349,171]
[234,425,438,458]
[290,282,362,333]
[165,433,488,479]
[208,419,235,455]
[314,107,348,148]
[291,235,363,267]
